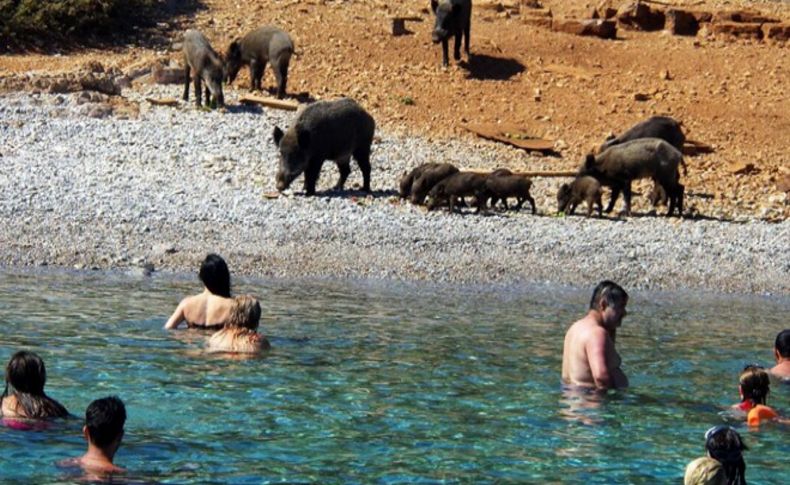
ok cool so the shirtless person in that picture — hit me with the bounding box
[770,329,790,379]
[562,280,629,390]
[164,253,235,330]
[60,396,126,477]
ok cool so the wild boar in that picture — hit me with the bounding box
[600,116,688,175]
[427,172,490,213]
[579,138,684,217]
[557,176,603,217]
[410,163,460,205]
[431,0,472,67]
[648,182,667,208]
[486,173,537,214]
[225,26,294,99]
[272,98,375,196]
[399,163,441,199]
[182,30,225,108]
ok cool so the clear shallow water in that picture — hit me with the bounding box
[0,269,788,484]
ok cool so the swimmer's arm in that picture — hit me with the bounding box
[587,331,616,389]
[164,299,187,329]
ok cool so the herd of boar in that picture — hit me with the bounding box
[179,1,688,218]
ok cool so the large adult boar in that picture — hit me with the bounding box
[579,138,684,217]
[600,116,687,171]
[431,0,472,67]
[557,176,603,217]
[272,98,375,196]
[225,26,294,99]
[410,163,460,205]
[427,172,489,213]
[399,162,441,199]
[182,30,225,108]
[486,173,537,214]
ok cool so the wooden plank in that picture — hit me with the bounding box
[239,95,299,111]
[463,123,556,152]
[683,139,714,155]
[146,97,179,107]
[463,168,577,177]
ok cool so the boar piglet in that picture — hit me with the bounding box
[579,138,684,217]
[410,163,460,205]
[486,173,536,214]
[431,0,472,67]
[427,172,489,213]
[182,29,225,108]
[399,163,441,199]
[226,26,294,99]
[557,176,603,217]
[272,98,375,196]
[600,116,688,175]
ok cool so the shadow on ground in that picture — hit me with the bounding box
[461,54,525,81]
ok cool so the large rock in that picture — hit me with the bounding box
[763,23,790,42]
[711,21,764,40]
[665,9,700,36]
[713,10,779,24]
[617,1,665,31]
[522,8,553,29]
[552,18,617,39]
[151,62,184,85]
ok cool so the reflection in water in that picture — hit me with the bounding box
[558,385,606,427]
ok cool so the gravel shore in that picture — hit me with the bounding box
[0,89,787,295]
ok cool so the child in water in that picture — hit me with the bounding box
[1,351,69,422]
[732,364,781,426]
[207,295,270,353]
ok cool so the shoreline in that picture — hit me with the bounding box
[1,90,788,296]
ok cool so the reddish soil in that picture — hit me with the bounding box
[1,0,788,219]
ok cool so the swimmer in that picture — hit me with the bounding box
[164,253,235,330]
[562,280,629,390]
[769,329,790,380]
[60,396,126,476]
[1,351,69,420]
[207,295,270,353]
[684,456,727,485]
[704,425,747,485]
[732,365,770,414]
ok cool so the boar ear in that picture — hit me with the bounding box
[272,126,284,146]
[584,154,596,168]
[430,0,438,13]
[296,129,311,149]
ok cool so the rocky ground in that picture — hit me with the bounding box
[0,0,788,294]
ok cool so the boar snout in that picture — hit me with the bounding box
[432,30,446,43]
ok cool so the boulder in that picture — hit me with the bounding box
[711,21,764,40]
[713,10,779,24]
[617,1,665,31]
[151,62,184,85]
[665,9,700,36]
[763,23,790,42]
[552,18,617,39]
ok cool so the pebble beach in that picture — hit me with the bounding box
[0,87,787,295]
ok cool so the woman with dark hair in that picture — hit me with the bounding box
[164,253,236,330]
[704,426,747,485]
[1,351,69,420]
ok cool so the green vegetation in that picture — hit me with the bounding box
[399,96,415,106]
[0,0,156,44]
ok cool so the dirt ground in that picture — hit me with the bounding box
[1,0,788,220]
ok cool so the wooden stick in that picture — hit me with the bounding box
[464,169,577,178]
[146,97,179,107]
[239,95,299,111]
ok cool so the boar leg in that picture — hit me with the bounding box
[274,59,289,99]
[250,60,265,91]
[568,202,578,216]
[183,66,191,101]
[449,195,458,213]
[605,186,621,213]
[525,194,537,215]
[454,33,462,61]
[621,183,633,216]
[334,158,351,191]
[193,75,202,107]
[441,39,450,67]
[594,194,603,217]
[353,146,372,193]
[464,19,471,57]
[303,160,323,196]
[204,86,211,109]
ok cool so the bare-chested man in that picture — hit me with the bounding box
[562,281,629,390]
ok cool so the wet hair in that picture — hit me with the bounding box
[86,396,126,448]
[775,329,790,358]
[226,295,261,331]
[589,280,628,310]
[199,253,231,298]
[705,426,747,485]
[684,457,727,485]
[739,365,770,405]
[1,351,69,419]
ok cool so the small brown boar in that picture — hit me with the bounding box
[486,173,536,214]
[399,163,441,199]
[182,30,225,108]
[410,163,460,205]
[557,176,603,217]
[225,26,294,99]
[427,172,490,213]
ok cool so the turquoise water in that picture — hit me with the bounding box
[0,269,788,484]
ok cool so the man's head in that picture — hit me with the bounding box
[589,281,628,327]
[775,329,790,361]
[85,396,126,450]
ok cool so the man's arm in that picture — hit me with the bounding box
[163,299,187,329]
[586,329,616,389]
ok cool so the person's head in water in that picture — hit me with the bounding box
[199,253,231,298]
[684,456,727,485]
[775,329,790,360]
[705,426,747,485]
[589,280,628,327]
[226,295,261,331]
[85,396,126,453]
[739,365,770,405]
[2,350,68,419]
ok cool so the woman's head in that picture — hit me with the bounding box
[684,457,727,485]
[705,426,747,485]
[4,351,47,395]
[226,295,261,331]
[199,254,231,297]
[739,365,770,405]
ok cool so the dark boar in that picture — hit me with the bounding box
[225,26,294,99]
[431,0,472,67]
[410,163,460,205]
[182,30,225,108]
[486,173,537,214]
[399,162,441,199]
[579,138,684,217]
[557,176,603,217]
[648,182,667,208]
[600,116,688,175]
[272,98,375,196]
[427,172,490,213]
